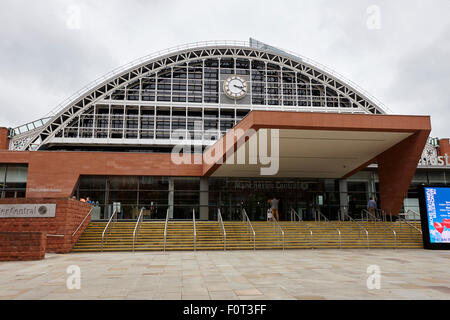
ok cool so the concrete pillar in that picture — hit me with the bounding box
[339,179,348,220]
[168,177,174,219]
[199,177,209,220]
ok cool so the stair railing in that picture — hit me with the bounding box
[317,210,342,249]
[381,209,394,222]
[218,208,226,251]
[290,208,302,222]
[193,208,197,251]
[164,208,169,252]
[242,208,256,250]
[364,209,397,249]
[343,211,370,249]
[272,218,285,250]
[290,208,302,221]
[406,209,421,221]
[101,209,118,252]
[132,208,144,252]
[72,207,92,238]
[290,208,313,249]
[398,214,423,236]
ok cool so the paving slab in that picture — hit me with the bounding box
[0,249,449,300]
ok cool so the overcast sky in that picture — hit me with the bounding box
[1,0,449,137]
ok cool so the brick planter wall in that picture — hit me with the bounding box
[0,199,91,254]
[0,232,46,261]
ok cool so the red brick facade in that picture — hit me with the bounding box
[0,127,8,150]
[439,139,450,157]
[0,199,91,254]
[0,151,203,198]
[0,232,46,261]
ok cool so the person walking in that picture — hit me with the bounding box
[367,197,377,217]
[270,197,280,221]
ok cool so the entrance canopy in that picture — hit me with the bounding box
[203,111,431,215]
[210,129,412,178]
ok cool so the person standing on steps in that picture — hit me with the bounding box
[367,197,377,218]
[270,197,280,221]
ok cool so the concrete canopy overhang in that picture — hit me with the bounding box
[209,129,413,178]
[202,111,431,215]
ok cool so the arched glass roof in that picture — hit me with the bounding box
[9,39,390,151]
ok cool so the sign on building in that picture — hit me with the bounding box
[0,204,57,218]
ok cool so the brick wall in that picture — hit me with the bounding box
[0,199,91,253]
[0,127,8,150]
[0,232,46,261]
[439,139,450,157]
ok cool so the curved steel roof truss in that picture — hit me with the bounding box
[17,45,386,151]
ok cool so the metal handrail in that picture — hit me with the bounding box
[163,209,169,252]
[364,209,397,249]
[290,208,313,249]
[132,208,144,252]
[10,117,52,137]
[398,214,423,236]
[272,218,285,250]
[101,209,117,252]
[380,209,394,222]
[304,223,314,250]
[72,208,92,238]
[406,209,421,221]
[317,211,342,249]
[193,208,196,251]
[218,209,227,251]
[242,208,256,250]
[290,208,302,221]
[343,211,370,249]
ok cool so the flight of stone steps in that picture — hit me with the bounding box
[71,220,423,252]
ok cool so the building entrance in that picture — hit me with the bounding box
[209,178,341,221]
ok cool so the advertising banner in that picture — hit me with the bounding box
[419,186,450,249]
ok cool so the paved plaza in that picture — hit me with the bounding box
[0,249,449,300]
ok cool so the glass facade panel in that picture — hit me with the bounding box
[209,178,340,221]
[0,164,28,198]
[72,169,450,221]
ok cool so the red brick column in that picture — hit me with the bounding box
[439,139,450,157]
[0,199,91,253]
[0,127,9,150]
[0,232,46,261]
[377,131,430,216]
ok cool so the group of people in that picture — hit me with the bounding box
[71,195,93,204]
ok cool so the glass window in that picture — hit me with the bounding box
[0,165,28,198]
[109,176,139,190]
[0,166,6,184]
[428,171,446,184]
[5,165,28,183]
[78,176,106,190]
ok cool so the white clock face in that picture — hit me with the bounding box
[223,75,248,99]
